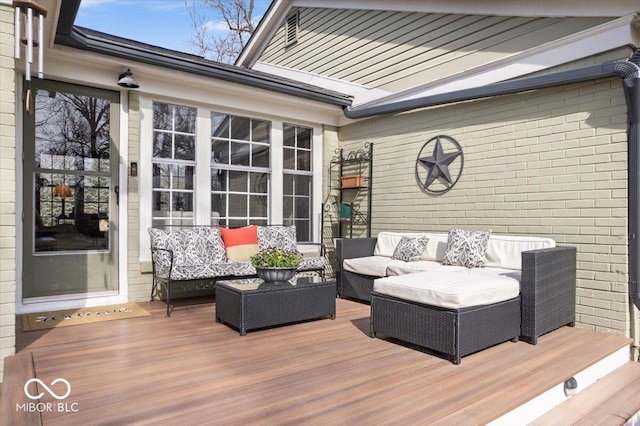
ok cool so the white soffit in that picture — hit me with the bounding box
[252,62,391,105]
[362,14,640,108]
[45,47,344,126]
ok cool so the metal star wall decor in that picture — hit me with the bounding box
[415,135,464,194]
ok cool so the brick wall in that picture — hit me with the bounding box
[0,1,15,381]
[337,78,630,337]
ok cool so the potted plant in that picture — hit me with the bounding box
[250,247,303,282]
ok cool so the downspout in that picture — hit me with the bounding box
[342,50,640,311]
[616,53,640,312]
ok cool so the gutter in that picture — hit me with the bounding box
[344,62,623,119]
[343,52,640,311]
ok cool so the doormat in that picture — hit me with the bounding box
[21,303,150,331]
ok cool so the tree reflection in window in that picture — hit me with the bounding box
[34,89,112,233]
[152,102,197,229]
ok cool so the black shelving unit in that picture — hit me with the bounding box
[322,142,373,239]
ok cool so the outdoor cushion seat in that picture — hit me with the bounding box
[298,256,326,272]
[373,270,520,309]
[386,263,520,280]
[384,260,467,275]
[342,256,413,277]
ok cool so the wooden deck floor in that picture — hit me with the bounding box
[13,298,631,425]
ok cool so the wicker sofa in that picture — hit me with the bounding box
[336,231,576,363]
[149,225,325,316]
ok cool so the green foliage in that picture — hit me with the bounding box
[250,248,302,268]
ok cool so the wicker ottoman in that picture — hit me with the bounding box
[370,268,523,366]
[371,292,520,364]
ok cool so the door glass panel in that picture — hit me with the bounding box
[35,172,109,252]
[23,81,119,299]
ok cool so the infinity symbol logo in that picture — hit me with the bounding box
[24,378,72,400]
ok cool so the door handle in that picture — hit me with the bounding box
[114,185,119,206]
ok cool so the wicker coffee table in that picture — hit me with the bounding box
[215,276,336,335]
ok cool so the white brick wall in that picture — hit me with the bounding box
[337,77,630,337]
[0,3,15,381]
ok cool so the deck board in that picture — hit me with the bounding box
[11,298,632,425]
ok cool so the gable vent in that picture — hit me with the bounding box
[284,12,299,47]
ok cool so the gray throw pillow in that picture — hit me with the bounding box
[442,228,491,268]
[391,236,429,262]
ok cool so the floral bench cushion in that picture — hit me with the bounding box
[149,227,227,279]
[298,256,326,272]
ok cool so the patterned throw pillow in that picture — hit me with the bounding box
[219,225,259,262]
[442,228,491,268]
[257,226,297,251]
[391,236,430,262]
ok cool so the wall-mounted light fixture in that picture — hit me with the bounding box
[117,69,139,88]
[14,0,48,81]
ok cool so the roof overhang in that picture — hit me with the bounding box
[53,0,352,108]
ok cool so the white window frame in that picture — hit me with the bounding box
[283,123,314,242]
[138,97,323,262]
[150,101,198,228]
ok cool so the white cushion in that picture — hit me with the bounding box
[386,260,466,276]
[374,232,448,261]
[485,234,555,270]
[374,231,555,270]
[447,266,522,282]
[373,271,520,309]
[343,256,410,277]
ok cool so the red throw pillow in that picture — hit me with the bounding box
[219,225,259,262]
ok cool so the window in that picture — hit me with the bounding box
[151,102,196,228]
[211,113,271,227]
[283,124,312,241]
[141,98,322,261]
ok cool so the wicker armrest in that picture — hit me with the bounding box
[521,246,577,344]
[335,238,377,272]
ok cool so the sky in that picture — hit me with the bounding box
[75,0,272,56]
